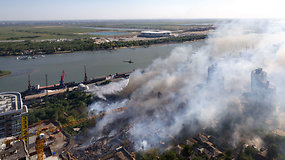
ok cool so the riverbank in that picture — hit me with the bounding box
[0,70,11,78]
[0,34,207,56]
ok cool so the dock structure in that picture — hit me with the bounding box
[22,70,133,103]
[24,88,73,101]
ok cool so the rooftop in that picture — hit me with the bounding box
[0,92,22,115]
[141,30,171,34]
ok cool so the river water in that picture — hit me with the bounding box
[0,41,204,92]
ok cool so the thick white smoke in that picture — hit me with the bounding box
[87,79,129,100]
[88,19,285,151]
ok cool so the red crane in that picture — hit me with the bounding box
[60,70,65,86]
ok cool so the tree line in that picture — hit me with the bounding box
[0,34,207,56]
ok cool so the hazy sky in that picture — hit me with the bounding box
[0,0,284,20]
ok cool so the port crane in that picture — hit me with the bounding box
[4,106,126,160]
[59,70,65,86]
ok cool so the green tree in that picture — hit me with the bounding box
[181,145,192,157]
[267,144,279,160]
[224,148,233,160]
[160,150,178,160]
[136,149,158,160]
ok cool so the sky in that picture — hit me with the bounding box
[0,0,284,20]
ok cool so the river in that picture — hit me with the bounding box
[0,41,204,92]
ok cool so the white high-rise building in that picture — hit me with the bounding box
[0,92,28,138]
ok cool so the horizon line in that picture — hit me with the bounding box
[1,18,281,22]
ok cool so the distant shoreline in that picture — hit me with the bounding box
[0,70,11,78]
[117,38,205,49]
[0,34,207,56]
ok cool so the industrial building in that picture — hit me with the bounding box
[0,92,28,138]
[139,30,171,37]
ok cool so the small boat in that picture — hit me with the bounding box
[123,59,134,64]
[18,56,32,60]
[19,56,28,60]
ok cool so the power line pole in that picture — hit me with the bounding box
[84,65,88,83]
[45,74,48,97]
[28,74,31,91]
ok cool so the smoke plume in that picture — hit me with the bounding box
[87,79,129,100]
[87,19,285,151]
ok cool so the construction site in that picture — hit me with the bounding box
[0,66,133,160]
[0,100,127,160]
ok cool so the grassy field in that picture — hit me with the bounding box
[0,26,120,40]
[0,70,11,77]
[91,23,213,30]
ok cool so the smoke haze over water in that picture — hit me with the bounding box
[88,19,285,150]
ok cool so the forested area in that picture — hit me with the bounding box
[28,89,93,135]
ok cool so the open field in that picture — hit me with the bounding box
[0,26,110,40]
[89,23,214,31]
